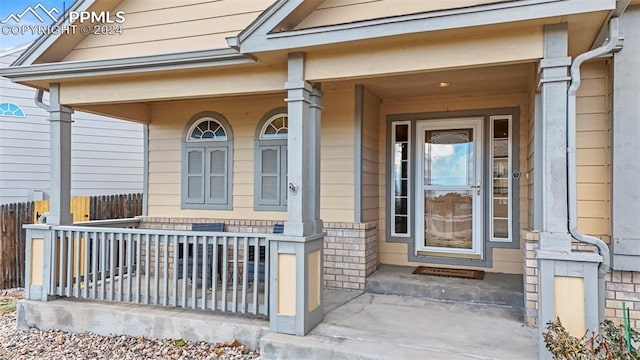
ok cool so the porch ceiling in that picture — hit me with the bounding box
[326,62,535,100]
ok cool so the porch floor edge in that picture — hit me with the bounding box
[16,299,269,349]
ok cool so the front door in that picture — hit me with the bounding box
[415,118,483,258]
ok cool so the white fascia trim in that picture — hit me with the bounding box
[0,48,255,82]
[12,0,96,66]
[240,0,616,53]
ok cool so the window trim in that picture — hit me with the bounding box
[186,116,228,142]
[390,121,411,238]
[259,113,288,140]
[181,111,233,210]
[254,107,288,211]
[489,115,513,243]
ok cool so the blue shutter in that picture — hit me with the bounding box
[207,147,227,205]
[281,145,288,207]
[259,147,281,206]
[185,148,205,204]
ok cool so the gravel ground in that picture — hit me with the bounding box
[0,289,260,360]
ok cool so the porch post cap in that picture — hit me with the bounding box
[535,249,602,263]
[23,224,53,230]
[268,233,326,243]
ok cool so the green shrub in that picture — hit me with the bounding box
[543,317,640,360]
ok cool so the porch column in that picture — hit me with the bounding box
[47,83,74,225]
[537,23,571,247]
[535,24,601,358]
[268,52,324,335]
[283,52,322,237]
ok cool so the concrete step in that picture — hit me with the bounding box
[365,265,525,308]
[261,332,481,360]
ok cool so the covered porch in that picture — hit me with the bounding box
[17,272,537,359]
[2,1,621,357]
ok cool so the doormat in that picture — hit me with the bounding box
[412,266,484,280]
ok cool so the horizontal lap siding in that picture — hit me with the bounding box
[526,90,535,229]
[1,49,51,164]
[305,26,542,81]
[378,93,529,274]
[322,89,356,221]
[63,0,273,61]
[296,0,512,29]
[575,60,611,240]
[146,89,355,222]
[0,51,143,203]
[361,89,380,222]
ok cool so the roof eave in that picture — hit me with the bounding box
[238,0,617,53]
[1,48,255,83]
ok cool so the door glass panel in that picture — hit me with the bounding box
[424,129,474,186]
[493,219,509,238]
[493,199,508,218]
[424,190,473,249]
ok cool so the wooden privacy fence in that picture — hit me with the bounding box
[34,193,143,223]
[0,202,32,290]
[90,194,143,221]
[0,193,142,289]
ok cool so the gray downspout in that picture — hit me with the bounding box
[567,17,622,323]
[142,124,149,216]
[34,90,50,223]
[35,89,49,110]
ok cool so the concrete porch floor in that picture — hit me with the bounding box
[262,292,538,359]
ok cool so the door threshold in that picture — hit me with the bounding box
[416,251,482,260]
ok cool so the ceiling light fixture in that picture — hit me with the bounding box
[439,82,450,88]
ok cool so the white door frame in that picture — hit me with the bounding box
[415,118,484,257]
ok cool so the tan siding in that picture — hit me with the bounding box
[146,89,355,222]
[361,88,381,222]
[64,0,273,61]
[59,65,287,105]
[378,92,529,274]
[305,26,543,81]
[526,89,535,230]
[321,89,357,221]
[575,60,611,240]
[296,0,512,29]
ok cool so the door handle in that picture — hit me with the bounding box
[471,182,481,196]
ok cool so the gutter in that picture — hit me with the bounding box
[567,17,623,321]
[0,48,255,83]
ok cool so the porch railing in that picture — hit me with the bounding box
[73,218,141,228]
[41,225,269,316]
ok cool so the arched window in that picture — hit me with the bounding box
[186,118,228,141]
[0,103,25,117]
[255,109,288,210]
[182,112,233,210]
[259,114,288,139]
